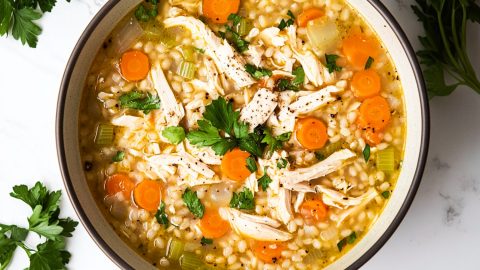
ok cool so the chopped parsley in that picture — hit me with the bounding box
[325,54,342,73]
[155,201,169,227]
[162,126,186,145]
[278,10,295,30]
[381,191,391,199]
[229,188,255,210]
[363,144,371,162]
[262,129,291,156]
[112,151,125,162]
[245,64,273,79]
[119,90,161,114]
[277,158,288,169]
[219,14,250,53]
[182,188,205,218]
[365,56,375,69]
[200,237,213,245]
[135,0,159,22]
[194,47,205,54]
[337,231,357,252]
[276,67,305,91]
[258,171,273,191]
[246,156,258,173]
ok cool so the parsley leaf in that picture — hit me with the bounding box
[261,129,291,156]
[337,232,357,252]
[277,158,288,169]
[221,14,250,52]
[203,98,238,135]
[135,0,159,22]
[364,56,374,69]
[325,54,342,73]
[112,151,125,162]
[257,171,272,191]
[381,191,391,199]
[200,237,213,245]
[155,201,169,227]
[246,156,257,172]
[275,67,305,91]
[227,13,242,27]
[230,188,255,210]
[245,64,273,79]
[182,188,205,218]
[162,126,186,145]
[278,10,295,30]
[363,144,371,162]
[119,90,161,114]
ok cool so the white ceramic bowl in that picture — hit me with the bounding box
[56,1,430,269]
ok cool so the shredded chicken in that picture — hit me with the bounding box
[184,141,221,165]
[164,16,255,88]
[245,173,259,196]
[294,192,306,212]
[276,188,294,224]
[240,88,278,131]
[111,115,144,129]
[220,208,292,242]
[259,27,287,47]
[244,44,265,67]
[287,84,345,115]
[148,152,215,178]
[150,65,185,127]
[336,188,379,225]
[279,149,356,186]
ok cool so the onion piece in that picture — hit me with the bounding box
[111,17,144,56]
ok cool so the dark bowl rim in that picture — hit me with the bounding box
[55,0,430,269]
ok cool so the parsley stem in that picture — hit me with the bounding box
[436,11,460,72]
[17,242,33,257]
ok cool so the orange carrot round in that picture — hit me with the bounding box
[295,117,328,150]
[198,207,230,238]
[351,70,381,100]
[297,8,323,27]
[120,50,150,81]
[299,199,328,224]
[221,148,251,182]
[202,0,240,24]
[357,96,391,132]
[342,32,380,69]
[105,173,135,198]
[253,241,286,263]
[133,180,162,212]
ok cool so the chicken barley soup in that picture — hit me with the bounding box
[79,0,405,268]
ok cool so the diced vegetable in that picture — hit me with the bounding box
[180,45,196,62]
[351,70,381,100]
[221,148,251,181]
[357,96,391,132]
[105,173,135,197]
[376,147,395,172]
[315,140,344,161]
[306,17,339,51]
[177,61,196,80]
[342,31,380,69]
[236,17,252,36]
[253,241,286,263]
[180,252,206,270]
[111,17,144,55]
[202,0,240,23]
[198,208,230,238]
[143,22,180,48]
[297,8,323,27]
[95,124,114,146]
[167,238,185,260]
[295,117,328,150]
[299,199,328,223]
[120,50,151,81]
[303,249,324,264]
[133,180,162,212]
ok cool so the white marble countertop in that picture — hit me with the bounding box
[0,0,479,269]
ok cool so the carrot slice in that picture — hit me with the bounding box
[221,148,251,182]
[202,0,240,24]
[342,32,380,69]
[357,96,391,132]
[351,70,381,100]
[198,207,230,238]
[105,173,135,198]
[120,50,150,81]
[364,129,382,146]
[295,117,328,150]
[253,241,286,263]
[297,8,323,27]
[133,180,162,212]
[299,199,328,224]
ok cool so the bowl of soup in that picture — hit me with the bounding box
[56,0,429,269]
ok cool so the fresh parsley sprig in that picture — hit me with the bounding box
[229,188,254,210]
[412,0,480,97]
[219,14,250,53]
[0,182,78,270]
[325,54,342,73]
[275,67,305,91]
[245,64,273,79]
[119,90,161,114]
[278,10,295,30]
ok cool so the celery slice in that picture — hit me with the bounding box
[95,124,114,146]
[236,18,252,36]
[376,147,395,172]
[315,140,344,160]
[180,252,205,270]
[181,46,196,62]
[177,61,196,80]
[167,238,184,261]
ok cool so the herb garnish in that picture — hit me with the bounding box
[246,156,258,173]
[155,201,169,227]
[0,0,72,47]
[162,126,186,145]
[363,144,371,162]
[276,67,305,91]
[200,237,213,245]
[325,54,342,73]
[135,0,159,22]
[245,64,273,79]
[187,97,264,156]
[412,0,480,97]
[182,188,205,218]
[112,151,125,162]
[0,182,78,269]
[119,90,161,114]
[364,56,375,70]
[278,10,295,30]
[337,231,357,252]
[257,171,272,191]
[277,158,288,169]
[219,14,250,53]
[229,188,255,210]
[261,129,291,156]
[381,191,391,199]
